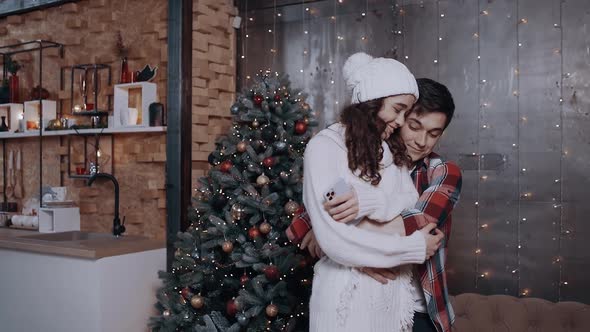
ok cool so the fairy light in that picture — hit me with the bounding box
[436,0,441,80]
[475,0,483,288]
[241,0,251,82]
[400,0,407,63]
[516,1,523,294]
[557,0,566,297]
[270,0,278,69]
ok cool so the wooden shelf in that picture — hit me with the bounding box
[0,126,166,139]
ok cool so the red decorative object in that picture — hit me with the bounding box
[264,265,280,280]
[294,206,305,215]
[240,274,249,286]
[226,299,237,317]
[298,258,307,268]
[219,160,233,173]
[9,74,19,103]
[248,227,260,239]
[120,57,130,84]
[274,94,282,102]
[262,157,275,168]
[181,287,191,299]
[253,95,264,106]
[294,121,307,134]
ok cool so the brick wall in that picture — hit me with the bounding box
[0,0,168,239]
[191,0,238,189]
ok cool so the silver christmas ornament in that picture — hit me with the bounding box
[256,174,270,186]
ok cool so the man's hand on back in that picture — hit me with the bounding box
[300,231,324,258]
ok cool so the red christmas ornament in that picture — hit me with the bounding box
[264,265,280,280]
[262,157,275,168]
[294,121,308,134]
[220,160,232,173]
[181,287,191,299]
[240,274,250,286]
[253,95,264,106]
[248,227,261,239]
[274,94,282,102]
[226,299,237,317]
[298,258,307,268]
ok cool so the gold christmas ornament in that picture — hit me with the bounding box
[259,222,272,234]
[190,295,205,309]
[231,204,246,221]
[284,200,300,215]
[256,174,270,186]
[252,119,260,128]
[266,304,279,317]
[174,248,182,258]
[222,241,234,253]
[237,141,248,153]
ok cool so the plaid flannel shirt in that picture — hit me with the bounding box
[286,152,462,332]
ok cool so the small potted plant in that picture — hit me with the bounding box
[5,56,22,103]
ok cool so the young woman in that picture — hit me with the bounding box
[303,53,444,332]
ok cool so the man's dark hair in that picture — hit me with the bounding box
[413,78,455,129]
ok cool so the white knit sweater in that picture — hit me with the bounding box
[303,123,426,331]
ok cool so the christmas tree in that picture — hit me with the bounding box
[151,73,317,331]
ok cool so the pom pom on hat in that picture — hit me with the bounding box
[343,52,373,89]
[342,52,419,104]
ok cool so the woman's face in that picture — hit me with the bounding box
[377,94,416,140]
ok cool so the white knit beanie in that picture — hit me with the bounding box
[342,52,419,104]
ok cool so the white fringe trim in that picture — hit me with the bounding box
[399,268,417,331]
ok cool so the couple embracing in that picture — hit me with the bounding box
[288,52,462,332]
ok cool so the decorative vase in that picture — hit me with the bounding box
[9,74,19,103]
[0,116,9,132]
[120,57,130,84]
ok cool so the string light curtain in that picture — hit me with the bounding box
[237,0,590,304]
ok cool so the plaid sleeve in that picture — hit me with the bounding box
[402,161,462,236]
[286,209,312,244]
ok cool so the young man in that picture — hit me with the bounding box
[287,78,462,332]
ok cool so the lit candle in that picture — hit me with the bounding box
[18,113,24,132]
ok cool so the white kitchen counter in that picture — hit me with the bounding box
[0,228,166,332]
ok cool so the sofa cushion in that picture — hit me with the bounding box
[451,293,590,332]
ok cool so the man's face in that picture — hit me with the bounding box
[399,111,447,162]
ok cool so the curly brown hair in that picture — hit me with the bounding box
[340,98,412,186]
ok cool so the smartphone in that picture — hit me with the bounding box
[323,178,352,202]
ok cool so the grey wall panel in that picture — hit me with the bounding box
[436,0,479,158]
[560,0,590,303]
[519,202,561,301]
[475,0,520,296]
[446,202,478,295]
[561,203,590,302]
[478,201,520,295]
[402,0,439,79]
